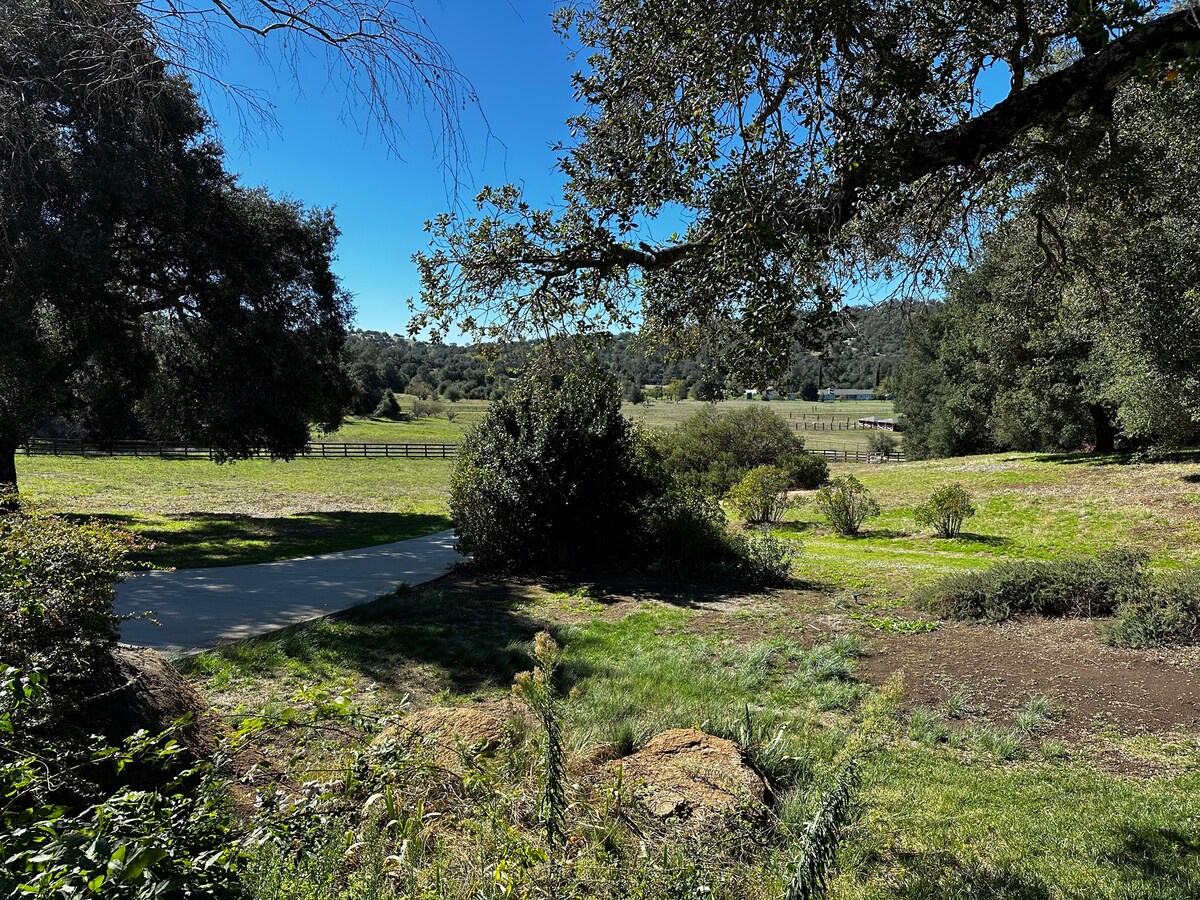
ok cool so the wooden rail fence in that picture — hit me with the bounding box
[23,439,459,460]
[25,439,903,464]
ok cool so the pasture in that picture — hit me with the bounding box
[20,408,1200,896]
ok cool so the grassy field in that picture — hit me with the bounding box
[781,451,1200,598]
[628,397,900,452]
[187,572,1200,898]
[17,397,902,567]
[16,454,452,568]
[19,443,1200,576]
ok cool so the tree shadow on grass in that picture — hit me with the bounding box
[189,576,549,696]
[885,851,1052,899]
[79,510,453,569]
[1101,824,1200,889]
[1033,449,1200,467]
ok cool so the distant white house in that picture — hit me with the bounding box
[820,388,876,402]
[744,388,783,400]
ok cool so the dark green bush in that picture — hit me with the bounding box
[782,450,830,490]
[0,514,129,709]
[451,364,659,571]
[1,669,247,898]
[920,549,1149,622]
[657,406,807,495]
[1102,571,1200,647]
[371,388,403,420]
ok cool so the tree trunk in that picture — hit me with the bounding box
[1088,405,1116,454]
[0,443,18,511]
[0,441,18,511]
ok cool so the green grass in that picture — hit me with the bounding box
[321,398,492,443]
[16,455,452,568]
[626,397,900,452]
[780,451,1200,596]
[186,578,1200,899]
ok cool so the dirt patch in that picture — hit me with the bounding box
[855,616,1200,737]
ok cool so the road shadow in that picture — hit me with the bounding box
[79,510,453,569]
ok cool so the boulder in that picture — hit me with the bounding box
[374,703,518,770]
[610,728,771,821]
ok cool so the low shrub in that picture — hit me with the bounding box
[1102,570,1200,647]
[725,528,795,587]
[919,549,1149,623]
[410,398,445,418]
[913,482,976,538]
[726,465,793,524]
[0,514,129,712]
[813,476,880,535]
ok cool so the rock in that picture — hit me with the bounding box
[374,703,518,770]
[610,728,771,821]
[75,645,226,790]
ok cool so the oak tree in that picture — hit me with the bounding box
[412,1,1200,380]
[0,0,354,497]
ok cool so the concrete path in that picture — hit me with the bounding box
[117,530,461,654]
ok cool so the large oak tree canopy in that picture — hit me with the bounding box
[412,1,1200,378]
[0,0,354,494]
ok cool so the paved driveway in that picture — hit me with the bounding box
[117,530,461,653]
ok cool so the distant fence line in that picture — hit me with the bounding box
[24,438,903,464]
[23,439,458,460]
[805,446,906,463]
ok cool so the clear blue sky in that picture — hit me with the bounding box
[205,2,578,334]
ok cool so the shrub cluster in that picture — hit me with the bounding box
[0,514,128,710]
[451,365,795,586]
[657,406,828,495]
[918,549,1149,623]
[1102,571,1200,648]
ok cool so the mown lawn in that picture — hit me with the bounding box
[15,454,453,568]
[186,575,1200,899]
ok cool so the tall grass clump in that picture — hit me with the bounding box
[919,549,1148,622]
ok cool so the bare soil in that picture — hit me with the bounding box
[853,615,1200,738]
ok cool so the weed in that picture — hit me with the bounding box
[975,727,1027,762]
[908,708,949,746]
[1016,696,1055,735]
[848,612,940,634]
[943,688,972,720]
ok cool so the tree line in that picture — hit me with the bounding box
[344,303,908,415]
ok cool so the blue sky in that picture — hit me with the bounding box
[205,2,578,334]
